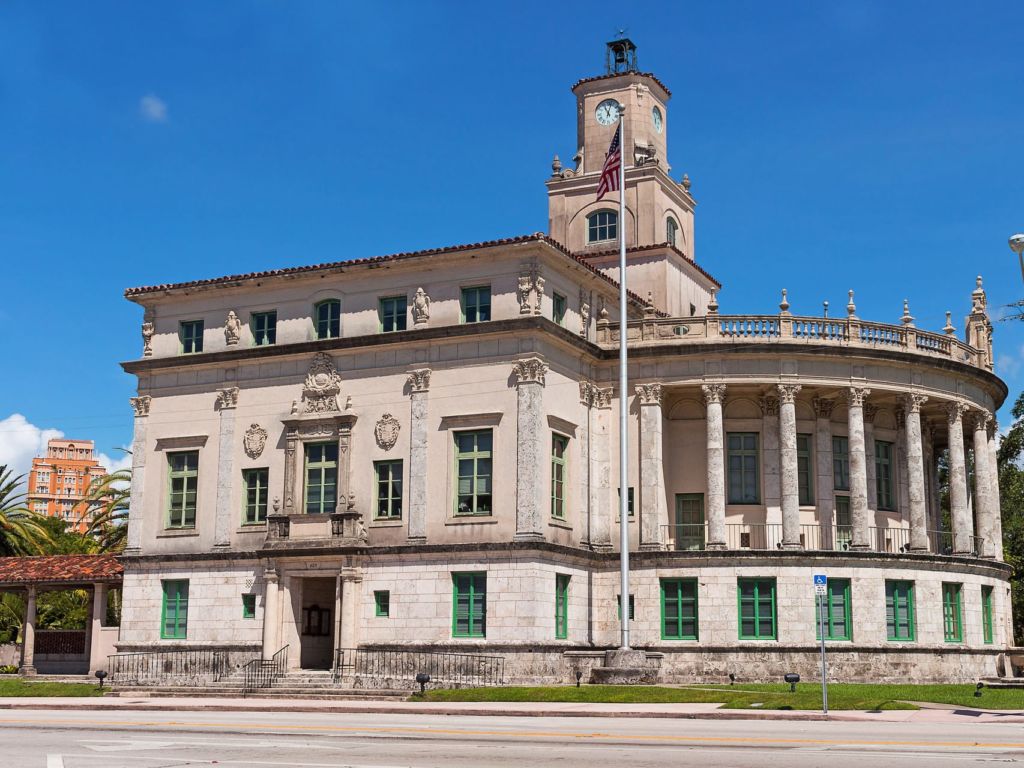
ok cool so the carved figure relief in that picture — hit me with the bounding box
[374,413,401,451]
[301,353,343,413]
[141,322,154,357]
[412,287,431,326]
[579,289,591,337]
[517,267,544,315]
[243,423,268,459]
[224,311,241,346]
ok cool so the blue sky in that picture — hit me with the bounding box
[1,1,1023,477]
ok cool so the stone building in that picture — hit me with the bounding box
[117,41,1012,683]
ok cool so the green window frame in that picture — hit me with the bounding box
[304,442,338,515]
[875,440,895,511]
[452,572,486,638]
[180,320,204,354]
[885,580,915,641]
[555,574,570,639]
[738,578,776,640]
[832,436,850,491]
[617,487,635,518]
[815,578,852,641]
[379,295,407,332]
[551,434,568,519]
[835,495,852,548]
[616,594,635,621]
[797,434,814,505]
[460,286,491,323]
[242,593,256,619]
[454,430,492,516]
[242,468,269,524]
[161,580,189,639]
[727,433,760,504]
[374,590,390,617]
[942,582,963,643]
[166,451,198,529]
[661,578,699,640]
[552,292,567,326]
[982,586,994,645]
[374,460,403,520]
[251,311,277,346]
[587,210,617,243]
[314,299,341,339]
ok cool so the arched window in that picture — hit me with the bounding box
[587,210,618,244]
[314,299,341,340]
[666,217,679,247]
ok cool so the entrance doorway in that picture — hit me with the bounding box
[298,577,336,670]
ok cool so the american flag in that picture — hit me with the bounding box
[595,125,622,201]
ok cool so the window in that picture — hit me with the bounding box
[374,460,403,520]
[738,578,776,640]
[832,436,849,491]
[661,579,698,640]
[982,586,994,645]
[454,430,492,516]
[461,286,491,323]
[180,320,204,354]
[797,434,814,505]
[252,311,277,346]
[885,580,915,641]
[942,582,963,643]
[304,443,338,515]
[550,434,568,519]
[243,468,269,524]
[375,590,390,618]
[552,293,567,326]
[167,451,199,529]
[835,495,852,548]
[616,594,635,621]
[876,440,895,511]
[161,580,189,639]
[587,210,618,243]
[727,433,760,504]
[242,594,256,619]
[555,574,570,639]
[673,493,705,551]
[379,296,407,332]
[815,579,851,641]
[314,299,341,340]
[452,572,486,637]
[666,217,678,247]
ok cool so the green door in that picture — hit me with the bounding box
[674,494,705,551]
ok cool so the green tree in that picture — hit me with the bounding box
[82,469,130,553]
[0,465,50,556]
[997,392,1024,645]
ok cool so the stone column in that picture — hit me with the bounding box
[946,402,973,555]
[214,386,239,548]
[636,384,667,550]
[125,395,152,554]
[864,403,879,518]
[702,384,727,549]
[924,421,942,534]
[261,569,280,659]
[901,393,929,552]
[777,384,802,549]
[513,357,548,541]
[406,369,431,544]
[847,387,872,550]
[339,568,362,651]
[759,395,781,527]
[813,398,836,548]
[19,586,36,676]
[282,427,299,514]
[591,385,613,551]
[88,583,107,674]
[988,420,1004,561]
[895,409,911,518]
[971,410,995,558]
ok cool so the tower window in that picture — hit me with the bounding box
[587,211,618,244]
[666,217,678,247]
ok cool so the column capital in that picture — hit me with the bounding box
[863,403,879,424]
[758,395,779,416]
[776,383,802,404]
[512,357,548,386]
[945,400,969,425]
[634,383,663,406]
[846,387,871,407]
[900,392,929,413]
[579,381,611,408]
[812,397,836,419]
[215,386,239,410]
[967,408,993,432]
[895,407,906,428]
[406,368,432,393]
[129,395,152,418]
[701,383,727,405]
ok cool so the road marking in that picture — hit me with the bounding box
[46,756,64,768]
[63,757,413,768]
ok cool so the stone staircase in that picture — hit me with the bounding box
[108,669,411,700]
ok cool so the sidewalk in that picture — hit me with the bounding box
[0,695,1021,723]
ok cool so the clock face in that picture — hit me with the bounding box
[652,106,663,133]
[595,99,620,126]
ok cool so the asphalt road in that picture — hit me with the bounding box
[2,708,1024,768]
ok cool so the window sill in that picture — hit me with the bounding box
[237,524,267,533]
[157,529,199,538]
[369,519,404,528]
[549,518,573,531]
[446,516,498,526]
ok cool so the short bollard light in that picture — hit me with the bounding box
[728,673,736,686]
[95,670,108,690]
[784,673,800,693]
[975,682,985,698]
[415,672,431,695]
[575,670,583,688]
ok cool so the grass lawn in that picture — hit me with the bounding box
[0,677,105,697]
[419,683,1024,711]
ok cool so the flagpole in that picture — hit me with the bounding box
[617,105,630,651]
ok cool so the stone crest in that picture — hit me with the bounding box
[412,287,431,326]
[374,413,401,451]
[224,310,241,346]
[243,423,268,459]
[302,353,342,413]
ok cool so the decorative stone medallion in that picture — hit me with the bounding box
[302,353,342,413]
[243,423,268,459]
[374,413,401,451]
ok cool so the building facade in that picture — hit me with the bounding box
[117,42,1012,684]
[27,439,108,534]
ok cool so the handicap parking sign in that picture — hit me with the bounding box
[813,574,827,594]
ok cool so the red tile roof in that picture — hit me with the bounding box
[0,554,123,585]
[571,71,672,98]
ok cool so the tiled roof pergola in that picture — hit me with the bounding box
[0,555,123,588]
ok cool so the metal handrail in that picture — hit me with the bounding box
[242,644,289,695]
[107,648,229,687]
[333,648,505,688]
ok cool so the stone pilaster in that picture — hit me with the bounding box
[406,369,431,544]
[895,408,911,517]
[213,386,239,548]
[702,384,727,549]
[282,427,298,514]
[812,398,836,547]
[759,395,781,527]
[901,393,929,552]
[946,401,973,554]
[923,420,942,534]
[777,384,802,549]
[339,567,362,651]
[125,395,151,554]
[988,420,1004,561]
[846,387,872,550]
[635,384,666,551]
[88,582,106,674]
[513,357,548,541]
[585,383,613,551]
[261,569,280,659]
[971,410,995,558]
[864,403,878,516]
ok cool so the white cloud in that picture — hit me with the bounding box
[139,94,168,123]
[0,414,64,481]
[96,450,133,474]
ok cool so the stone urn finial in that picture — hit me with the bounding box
[900,299,915,327]
[681,173,691,192]
[779,289,790,313]
[551,154,562,176]
[943,311,956,336]
[823,300,829,318]
[707,289,719,314]
[847,290,857,318]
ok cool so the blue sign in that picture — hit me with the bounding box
[813,574,827,586]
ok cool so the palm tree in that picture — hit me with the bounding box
[82,469,130,553]
[0,465,50,556]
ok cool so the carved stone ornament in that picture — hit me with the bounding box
[302,353,342,413]
[846,387,871,408]
[406,368,431,393]
[412,287,431,326]
[129,395,152,417]
[579,289,591,337]
[224,310,241,346]
[812,397,836,419]
[243,423,268,459]
[517,267,544,315]
[141,322,154,357]
[701,383,727,405]
[758,396,780,417]
[512,357,548,386]
[945,401,969,425]
[579,381,598,406]
[776,383,802,404]
[216,386,239,410]
[374,413,401,451]
[863,403,879,424]
[901,392,928,414]
[635,383,663,406]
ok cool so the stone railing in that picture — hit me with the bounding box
[597,312,986,369]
